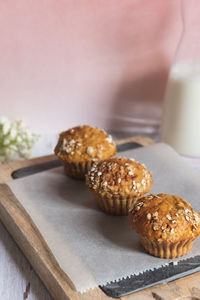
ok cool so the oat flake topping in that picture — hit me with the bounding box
[86,157,153,199]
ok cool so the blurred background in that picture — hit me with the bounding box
[0,0,183,156]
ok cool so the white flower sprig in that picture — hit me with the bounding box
[0,116,40,163]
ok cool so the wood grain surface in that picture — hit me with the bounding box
[0,136,200,300]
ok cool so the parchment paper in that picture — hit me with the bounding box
[7,143,200,292]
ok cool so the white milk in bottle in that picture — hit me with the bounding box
[160,62,200,157]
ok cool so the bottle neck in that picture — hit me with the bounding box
[173,0,200,65]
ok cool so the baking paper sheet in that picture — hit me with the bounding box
[7,143,200,292]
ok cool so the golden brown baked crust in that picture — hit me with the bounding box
[86,157,153,200]
[54,125,117,163]
[129,194,200,244]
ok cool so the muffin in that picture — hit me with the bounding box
[54,125,116,179]
[85,157,153,215]
[129,194,200,258]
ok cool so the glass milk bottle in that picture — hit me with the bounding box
[160,0,200,157]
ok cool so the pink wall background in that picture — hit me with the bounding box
[0,0,182,134]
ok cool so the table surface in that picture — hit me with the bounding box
[1,138,200,300]
[0,155,55,300]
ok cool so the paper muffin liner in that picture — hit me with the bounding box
[93,193,140,216]
[62,160,93,180]
[140,236,194,259]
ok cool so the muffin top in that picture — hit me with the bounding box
[54,125,116,163]
[129,194,200,244]
[86,157,152,199]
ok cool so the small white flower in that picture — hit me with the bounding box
[10,144,17,151]
[24,128,32,139]
[0,116,9,125]
[10,128,17,139]
[16,119,25,129]
[16,136,23,143]
[2,121,11,135]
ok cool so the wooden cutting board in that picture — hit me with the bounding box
[0,136,200,300]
